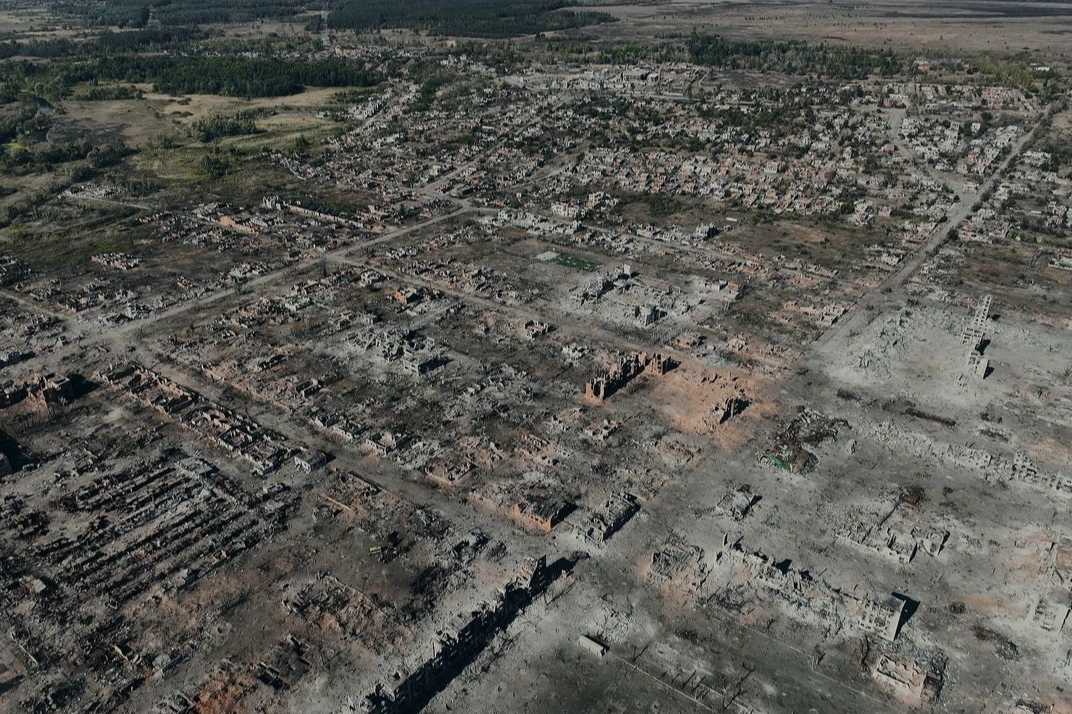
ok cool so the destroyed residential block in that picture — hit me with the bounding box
[723,543,910,641]
[713,394,750,424]
[425,456,476,488]
[364,432,405,457]
[917,528,949,557]
[0,371,76,410]
[649,539,707,591]
[1030,597,1070,632]
[961,294,993,380]
[361,557,563,714]
[509,495,572,533]
[850,593,907,642]
[881,529,917,564]
[580,492,640,543]
[871,653,943,705]
[761,409,845,474]
[402,351,447,375]
[584,352,675,402]
[715,484,759,521]
[294,449,332,473]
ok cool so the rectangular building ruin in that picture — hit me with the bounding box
[584,352,675,403]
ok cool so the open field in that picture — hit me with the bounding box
[589,0,1072,54]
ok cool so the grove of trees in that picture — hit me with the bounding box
[327,0,615,38]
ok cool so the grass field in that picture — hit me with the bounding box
[555,252,601,271]
[141,86,345,124]
[53,95,174,146]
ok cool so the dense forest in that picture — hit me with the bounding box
[38,0,618,37]
[49,0,614,36]
[51,0,317,28]
[0,54,379,99]
[0,28,206,60]
[688,35,903,79]
[81,55,379,97]
[327,0,615,38]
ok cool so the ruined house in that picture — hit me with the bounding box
[584,352,675,403]
[509,495,572,533]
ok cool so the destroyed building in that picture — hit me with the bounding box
[584,352,675,403]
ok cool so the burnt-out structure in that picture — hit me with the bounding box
[584,352,675,403]
[361,556,567,714]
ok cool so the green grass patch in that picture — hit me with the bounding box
[555,252,600,272]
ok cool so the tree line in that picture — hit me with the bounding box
[327,0,615,38]
[688,35,903,79]
[69,55,380,98]
[0,28,206,60]
[51,0,316,28]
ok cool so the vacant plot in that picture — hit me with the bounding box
[49,97,173,147]
[590,0,1072,54]
[141,87,346,124]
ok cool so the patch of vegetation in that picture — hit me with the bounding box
[648,194,683,218]
[0,28,206,59]
[3,137,131,174]
[52,0,309,28]
[688,35,903,79]
[555,253,600,271]
[199,152,231,178]
[413,75,452,111]
[284,191,365,217]
[70,84,143,101]
[0,103,50,146]
[0,54,378,104]
[81,55,380,98]
[752,210,777,225]
[194,112,261,142]
[327,0,615,38]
